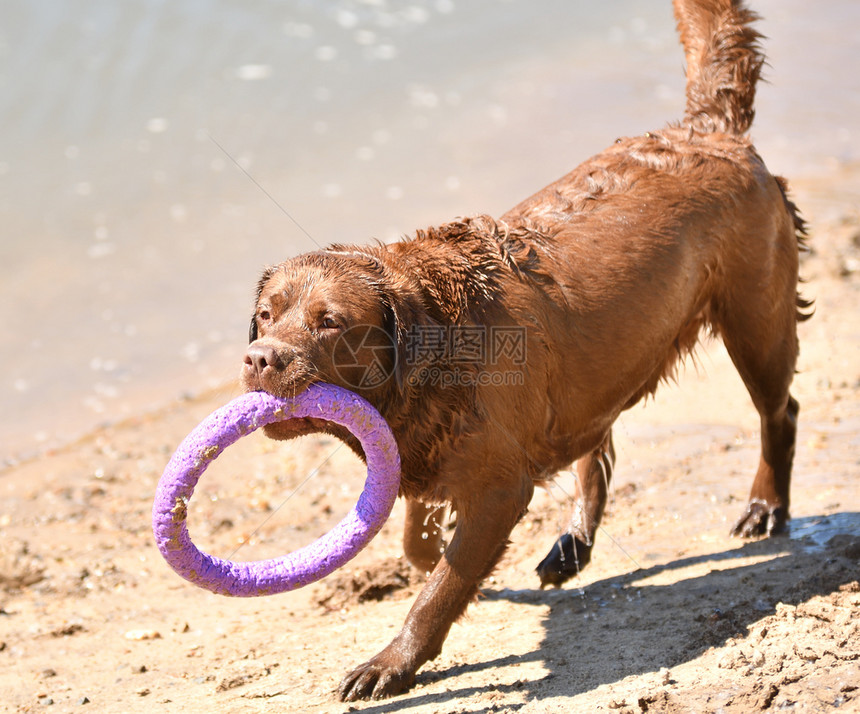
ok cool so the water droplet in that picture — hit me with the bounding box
[355,29,376,46]
[234,64,271,81]
[170,204,188,223]
[372,129,391,145]
[335,9,358,28]
[315,46,337,62]
[356,146,375,161]
[146,117,169,133]
[373,44,397,60]
[283,22,313,39]
[87,242,115,259]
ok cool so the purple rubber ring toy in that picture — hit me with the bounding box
[152,383,401,596]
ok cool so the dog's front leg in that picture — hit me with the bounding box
[338,475,533,701]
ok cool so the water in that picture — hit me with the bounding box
[790,512,860,552]
[1,0,858,464]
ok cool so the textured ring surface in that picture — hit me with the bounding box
[152,384,400,596]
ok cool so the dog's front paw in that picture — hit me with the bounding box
[536,533,592,588]
[731,500,788,538]
[338,649,416,701]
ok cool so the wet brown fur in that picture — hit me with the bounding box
[241,0,810,700]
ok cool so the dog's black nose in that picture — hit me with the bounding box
[245,343,284,375]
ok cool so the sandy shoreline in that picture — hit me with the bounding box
[1,172,859,712]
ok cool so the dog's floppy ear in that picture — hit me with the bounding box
[249,265,277,343]
[378,289,407,391]
[375,277,438,395]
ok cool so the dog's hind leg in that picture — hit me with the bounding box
[724,322,800,537]
[536,431,615,588]
[717,225,803,538]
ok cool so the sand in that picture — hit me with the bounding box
[1,170,858,713]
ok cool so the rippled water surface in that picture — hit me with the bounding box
[1,0,858,462]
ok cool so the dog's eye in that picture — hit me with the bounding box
[258,309,271,323]
[320,316,341,330]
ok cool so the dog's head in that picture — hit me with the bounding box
[241,250,409,442]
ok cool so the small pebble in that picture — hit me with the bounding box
[124,629,161,641]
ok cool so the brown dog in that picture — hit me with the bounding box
[241,0,810,700]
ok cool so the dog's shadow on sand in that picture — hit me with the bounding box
[353,512,860,713]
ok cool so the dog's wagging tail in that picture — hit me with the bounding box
[239,0,810,701]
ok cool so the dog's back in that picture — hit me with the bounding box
[497,0,809,440]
